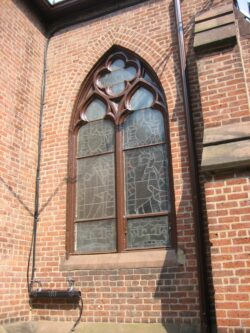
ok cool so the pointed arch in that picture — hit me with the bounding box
[66,46,176,255]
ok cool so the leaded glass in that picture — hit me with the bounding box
[98,67,137,89]
[85,99,106,121]
[143,73,153,83]
[123,108,165,149]
[125,145,169,215]
[109,59,125,70]
[130,87,154,110]
[76,154,115,220]
[71,50,172,254]
[76,219,116,253]
[127,216,170,249]
[109,82,125,95]
[77,120,114,157]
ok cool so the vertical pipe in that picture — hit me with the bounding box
[29,37,50,291]
[173,1,210,332]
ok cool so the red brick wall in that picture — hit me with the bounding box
[0,0,45,324]
[32,0,202,327]
[184,1,250,332]
[203,172,250,333]
[32,266,200,325]
[236,15,250,107]
[240,37,250,104]
[196,46,250,128]
[1,0,249,330]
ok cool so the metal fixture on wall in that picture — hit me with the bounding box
[26,29,82,333]
[173,0,210,332]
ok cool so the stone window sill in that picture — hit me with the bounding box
[60,249,177,271]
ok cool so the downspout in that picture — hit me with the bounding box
[27,26,83,333]
[28,21,85,293]
[28,36,50,292]
[173,1,210,332]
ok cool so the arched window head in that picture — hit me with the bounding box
[67,47,175,255]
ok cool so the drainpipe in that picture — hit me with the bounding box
[173,1,210,332]
[27,26,83,333]
[28,36,50,292]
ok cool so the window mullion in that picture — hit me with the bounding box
[115,124,125,252]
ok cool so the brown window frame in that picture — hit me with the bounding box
[66,47,176,256]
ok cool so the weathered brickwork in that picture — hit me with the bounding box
[0,0,249,331]
[34,0,201,326]
[32,266,200,324]
[178,0,250,331]
[0,0,45,324]
[203,172,250,333]
[196,46,249,128]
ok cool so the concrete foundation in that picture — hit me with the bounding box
[1,321,201,333]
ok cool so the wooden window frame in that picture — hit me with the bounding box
[66,47,176,256]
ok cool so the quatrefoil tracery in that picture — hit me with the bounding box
[94,53,140,99]
[75,51,166,128]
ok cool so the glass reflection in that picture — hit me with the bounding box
[98,67,136,89]
[76,219,116,253]
[78,119,114,157]
[77,154,115,220]
[127,216,169,249]
[129,87,154,110]
[125,145,169,215]
[85,99,106,121]
[123,108,165,149]
[109,82,125,95]
[109,59,125,71]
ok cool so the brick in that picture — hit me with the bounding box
[1,1,250,332]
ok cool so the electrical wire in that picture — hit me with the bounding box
[26,30,83,332]
[26,37,50,299]
[69,296,83,332]
[27,231,34,294]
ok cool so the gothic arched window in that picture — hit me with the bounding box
[67,48,175,254]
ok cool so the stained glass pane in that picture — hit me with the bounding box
[78,120,114,157]
[143,73,158,88]
[85,99,106,121]
[125,145,169,215]
[127,216,170,249]
[98,67,137,88]
[143,73,153,83]
[123,108,165,149]
[76,154,115,220]
[110,59,125,70]
[130,87,154,110]
[76,219,116,253]
[109,82,125,95]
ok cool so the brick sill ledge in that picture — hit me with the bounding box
[60,249,177,271]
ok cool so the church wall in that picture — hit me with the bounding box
[181,0,250,331]
[32,0,202,329]
[0,0,46,324]
[0,0,249,331]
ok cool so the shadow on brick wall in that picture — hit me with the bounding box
[154,0,217,332]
